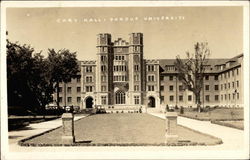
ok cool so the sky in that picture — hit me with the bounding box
[6,7,243,60]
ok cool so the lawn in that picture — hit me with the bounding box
[211,120,244,130]
[179,108,243,121]
[20,113,222,146]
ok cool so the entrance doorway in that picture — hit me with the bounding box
[148,96,156,107]
[85,97,93,108]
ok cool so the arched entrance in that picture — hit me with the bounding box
[115,90,126,104]
[148,96,155,107]
[85,97,93,108]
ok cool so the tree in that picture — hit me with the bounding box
[47,49,80,107]
[7,40,53,113]
[174,42,210,112]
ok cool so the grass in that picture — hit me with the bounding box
[211,120,244,130]
[20,113,222,146]
[179,108,243,121]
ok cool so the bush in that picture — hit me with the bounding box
[175,105,179,110]
[166,105,169,112]
[180,106,184,114]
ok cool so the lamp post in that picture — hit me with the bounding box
[234,89,237,108]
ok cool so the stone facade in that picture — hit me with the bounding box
[53,33,244,111]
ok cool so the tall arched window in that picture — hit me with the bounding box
[115,90,126,104]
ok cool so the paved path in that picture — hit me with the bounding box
[149,113,245,150]
[8,114,87,149]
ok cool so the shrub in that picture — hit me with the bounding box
[180,106,184,114]
[166,105,169,112]
[175,105,179,110]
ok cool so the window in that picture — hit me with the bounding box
[233,93,235,100]
[225,94,227,100]
[86,86,93,92]
[67,97,72,103]
[228,83,230,89]
[169,96,174,101]
[77,97,81,103]
[160,86,164,91]
[237,81,239,87]
[224,83,227,89]
[205,75,209,80]
[58,87,62,93]
[205,95,210,102]
[148,65,155,71]
[59,97,62,103]
[148,85,155,91]
[101,75,106,82]
[67,87,71,93]
[236,68,239,75]
[214,85,219,91]
[101,65,106,72]
[224,73,227,78]
[214,75,218,80]
[101,96,107,105]
[134,75,140,81]
[169,85,174,91]
[77,77,81,83]
[134,96,140,104]
[77,87,81,93]
[221,84,223,90]
[134,85,139,91]
[169,76,173,81]
[86,66,92,72]
[188,95,192,101]
[161,96,164,101]
[160,76,164,81]
[134,65,139,71]
[221,95,223,101]
[205,85,209,91]
[101,55,106,62]
[179,85,183,91]
[148,75,155,81]
[179,95,183,101]
[228,71,230,78]
[101,85,106,92]
[232,70,234,76]
[232,82,235,88]
[86,76,93,83]
[215,95,219,101]
[228,94,231,100]
[115,90,125,104]
[237,93,239,99]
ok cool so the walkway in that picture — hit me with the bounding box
[149,113,245,150]
[8,114,87,148]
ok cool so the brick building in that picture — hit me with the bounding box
[54,33,243,112]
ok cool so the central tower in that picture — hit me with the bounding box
[128,33,144,105]
[96,33,113,106]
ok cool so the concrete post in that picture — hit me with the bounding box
[165,112,178,143]
[62,113,75,143]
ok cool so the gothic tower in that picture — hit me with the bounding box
[128,33,144,105]
[96,33,113,106]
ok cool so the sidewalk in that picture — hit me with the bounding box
[149,112,245,150]
[8,114,87,148]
